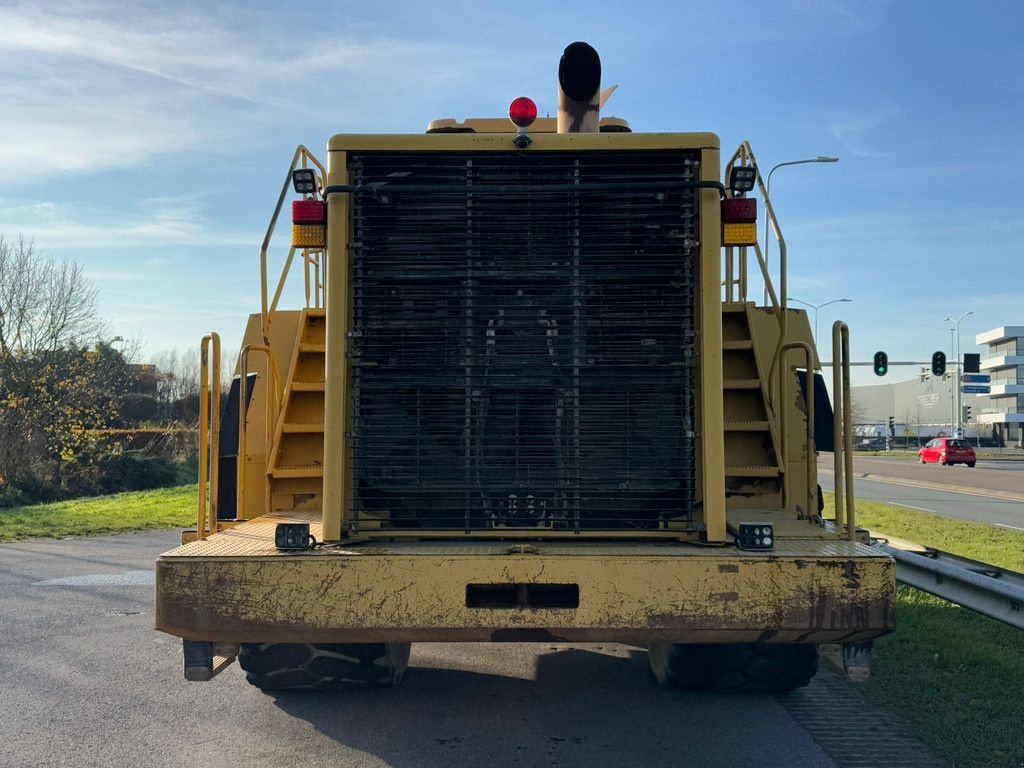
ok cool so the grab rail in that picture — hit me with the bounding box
[722,141,785,315]
[197,333,221,540]
[260,145,327,346]
[832,321,856,539]
[769,341,815,518]
[236,344,283,520]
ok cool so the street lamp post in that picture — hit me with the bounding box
[788,297,852,343]
[762,156,839,305]
[944,311,974,436]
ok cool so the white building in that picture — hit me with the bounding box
[976,326,1024,446]
[852,375,984,440]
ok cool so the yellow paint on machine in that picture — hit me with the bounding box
[156,515,894,645]
[171,117,896,657]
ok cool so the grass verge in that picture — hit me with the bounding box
[0,484,197,542]
[826,493,1024,768]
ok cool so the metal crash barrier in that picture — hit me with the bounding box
[875,540,1024,631]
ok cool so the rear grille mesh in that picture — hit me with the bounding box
[348,150,700,532]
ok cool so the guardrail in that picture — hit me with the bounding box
[873,538,1024,631]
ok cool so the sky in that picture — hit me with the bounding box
[1,0,1022,385]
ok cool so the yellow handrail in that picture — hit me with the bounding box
[832,322,856,539]
[769,341,815,518]
[236,344,283,520]
[722,141,785,315]
[197,333,221,540]
[260,145,327,345]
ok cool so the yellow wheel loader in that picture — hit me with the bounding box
[156,42,894,693]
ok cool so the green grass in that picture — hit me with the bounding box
[826,493,1024,768]
[0,484,197,541]
[855,498,1024,571]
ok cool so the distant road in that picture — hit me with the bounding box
[818,473,1024,530]
[819,455,1024,497]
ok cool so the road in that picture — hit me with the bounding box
[830,455,1024,495]
[818,455,1024,529]
[819,474,1024,530]
[0,532,942,768]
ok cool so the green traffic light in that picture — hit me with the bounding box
[873,351,888,377]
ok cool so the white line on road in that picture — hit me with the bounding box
[35,570,154,586]
[994,523,1024,532]
[888,502,944,515]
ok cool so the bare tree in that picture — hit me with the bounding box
[151,347,202,421]
[0,235,105,358]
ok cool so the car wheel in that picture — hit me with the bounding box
[919,455,926,464]
[967,462,976,468]
[939,457,947,465]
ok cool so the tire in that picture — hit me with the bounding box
[919,455,926,464]
[238,642,411,691]
[967,462,976,468]
[649,643,818,693]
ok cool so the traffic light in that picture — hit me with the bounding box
[963,405,972,422]
[931,351,946,377]
[873,351,888,376]
[888,416,895,436]
[963,353,980,374]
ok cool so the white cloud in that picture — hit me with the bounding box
[0,194,256,248]
[0,1,502,178]
[829,104,901,158]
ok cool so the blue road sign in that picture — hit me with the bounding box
[961,374,991,384]
[962,385,991,394]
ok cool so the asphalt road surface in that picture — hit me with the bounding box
[0,532,942,768]
[832,455,1024,496]
[818,454,1024,529]
[819,474,1024,529]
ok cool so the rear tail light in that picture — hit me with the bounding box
[292,200,326,248]
[721,197,757,247]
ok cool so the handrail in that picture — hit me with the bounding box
[259,145,327,346]
[722,141,785,315]
[768,341,815,518]
[832,321,856,539]
[197,333,221,540]
[237,344,283,520]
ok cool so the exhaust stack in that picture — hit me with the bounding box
[557,42,602,133]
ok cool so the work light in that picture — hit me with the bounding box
[728,165,757,194]
[275,522,312,551]
[736,523,774,551]
[292,168,318,195]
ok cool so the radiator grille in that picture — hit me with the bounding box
[349,150,700,532]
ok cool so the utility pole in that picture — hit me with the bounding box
[945,310,974,437]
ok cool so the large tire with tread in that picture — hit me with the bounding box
[649,643,818,693]
[238,642,411,691]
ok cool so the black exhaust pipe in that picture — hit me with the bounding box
[557,42,602,133]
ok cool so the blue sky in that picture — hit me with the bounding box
[1,0,1022,385]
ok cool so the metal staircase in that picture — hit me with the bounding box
[722,303,784,508]
[268,308,326,512]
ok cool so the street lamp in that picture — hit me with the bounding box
[944,310,974,436]
[762,156,840,305]
[788,297,852,343]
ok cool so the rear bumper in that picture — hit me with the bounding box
[155,519,896,645]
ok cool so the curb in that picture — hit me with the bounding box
[818,469,1024,503]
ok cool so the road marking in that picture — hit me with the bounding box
[888,502,943,515]
[818,468,1024,502]
[35,570,154,586]
[994,523,1024,532]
